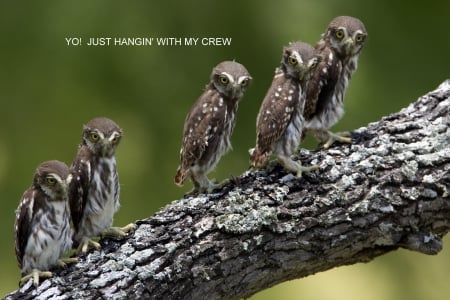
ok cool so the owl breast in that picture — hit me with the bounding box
[269,77,304,157]
[273,100,304,156]
[194,97,238,175]
[306,51,359,130]
[22,200,72,273]
[76,157,119,240]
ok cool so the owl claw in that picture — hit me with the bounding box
[278,155,318,178]
[296,164,319,177]
[19,269,53,287]
[57,257,79,268]
[77,238,101,254]
[184,175,228,196]
[102,224,136,239]
[323,131,352,149]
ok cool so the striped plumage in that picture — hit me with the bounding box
[69,117,125,253]
[15,160,73,286]
[305,16,367,148]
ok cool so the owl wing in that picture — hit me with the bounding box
[255,74,300,155]
[180,90,226,169]
[68,145,91,233]
[14,189,34,268]
[304,47,340,119]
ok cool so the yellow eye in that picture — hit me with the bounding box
[240,78,249,87]
[355,34,364,42]
[90,132,100,142]
[335,29,345,39]
[310,61,318,69]
[111,136,119,144]
[219,75,229,85]
[46,177,56,185]
[288,57,298,65]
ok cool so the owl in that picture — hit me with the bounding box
[15,160,77,287]
[175,61,252,195]
[305,16,367,149]
[69,117,135,253]
[250,41,320,176]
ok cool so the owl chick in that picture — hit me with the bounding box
[15,160,77,287]
[250,41,320,176]
[175,61,252,195]
[305,16,367,149]
[69,117,135,253]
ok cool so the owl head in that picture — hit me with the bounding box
[282,41,320,80]
[81,117,122,157]
[323,16,367,58]
[33,160,72,200]
[210,61,252,100]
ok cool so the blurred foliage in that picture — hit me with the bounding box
[0,0,449,298]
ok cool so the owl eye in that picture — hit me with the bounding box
[288,57,298,65]
[90,132,100,142]
[240,78,249,87]
[219,75,229,85]
[46,177,57,185]
[111,136,120,144]
[335,29,345,39]
[310,61,318,69]
[355,34,365,42]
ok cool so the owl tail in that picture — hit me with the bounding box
[174,167,187,186]
[249,147,271,168]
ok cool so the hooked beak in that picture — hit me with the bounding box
[344,38,355,55]
[230,83,241,99]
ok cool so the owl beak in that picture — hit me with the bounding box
[344,38,355,54]
[99,139,115,157]
[297,64,309,80]
[231,83,241,99]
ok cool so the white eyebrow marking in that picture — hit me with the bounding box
[237,76,249,84]
[292,51,303,64]
[221,72,234,83]
[109,131,121,141]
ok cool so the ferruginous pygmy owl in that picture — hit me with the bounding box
[305,16,367,149]
[15,160,77,287]
[250,41,320,176]
[69,117,135,253]
[175,61,252,195]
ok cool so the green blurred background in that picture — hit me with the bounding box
[1,1,449,298]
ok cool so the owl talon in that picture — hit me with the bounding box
[296,164,319,177]
[77,238,101,254]
[323,131,352,149]
[102,224,136,239]
[278,155,318,178]
[58,257,79,267]
[19,269,53,287]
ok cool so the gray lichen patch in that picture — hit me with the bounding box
[215,206,277,234]
[401,160,418,181]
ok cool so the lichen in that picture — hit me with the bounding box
[401,160,418,181]
[215,206,277,234]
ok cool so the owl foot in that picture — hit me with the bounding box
[186,175,226,196]
[77,238,101,254]
[102,224,136,238]
[278,156,318,177]
[19,269,52,287]
[186,181,220,196]
[323,131,352,149]
[56,257,79,268]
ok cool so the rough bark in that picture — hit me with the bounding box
[5,80,450,300]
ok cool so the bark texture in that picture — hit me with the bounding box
[5,80,450,300]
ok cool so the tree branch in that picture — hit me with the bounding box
[6,80,450,300]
